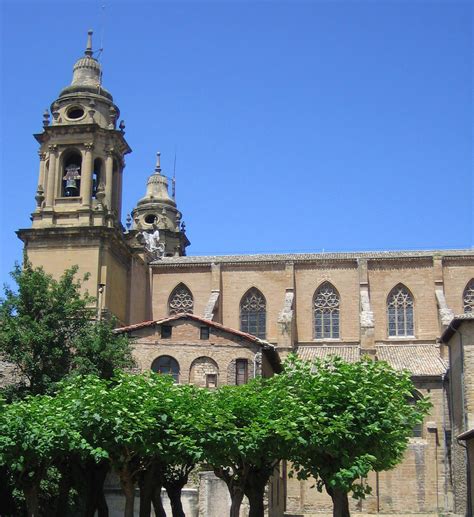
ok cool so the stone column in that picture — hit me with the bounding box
[80,143,94,207]
[45,145,58,207]
[37,151,46,189]
[105,149,114,211]
[116,163,124,222]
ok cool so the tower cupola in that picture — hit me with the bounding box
[129,152,190,258]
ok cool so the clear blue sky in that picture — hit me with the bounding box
[1,0,472,286]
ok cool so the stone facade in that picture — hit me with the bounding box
[10,32,474,515]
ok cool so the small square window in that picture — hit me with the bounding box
[161,325,172,339]
[200,326,210,340]
[206,374,217,388]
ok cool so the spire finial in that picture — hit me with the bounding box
[85,30,93,57]
[155,152,162,173]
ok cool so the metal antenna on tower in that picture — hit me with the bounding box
[97,2,106,61]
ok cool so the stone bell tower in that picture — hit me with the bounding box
[17,31,133,324]
[126,152,190,259]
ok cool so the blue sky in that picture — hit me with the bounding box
[0,0,472,286]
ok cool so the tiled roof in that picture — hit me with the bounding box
[297,345,361,363]
[376,344,447,377]
[115,313,272,347]
[151,249,473,266]
[441,313,474,343]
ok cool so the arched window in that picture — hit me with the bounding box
[463,279,474,313]
[240,288,266,339]
[189,356,219,388]
[92,158,103,199]
[151,355,180,383]
[387,284,414,337]
[61,151,82,197]
[313,282,340,339]
[168,283,194,315]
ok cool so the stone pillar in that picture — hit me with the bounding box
[359,259,375,351]
[80,143,94,207]
[116,163,124,223]
[105,149,114,211]
[45,145,57,207]
[37,151,46,189]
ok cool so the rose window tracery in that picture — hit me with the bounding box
[168,284,194,315]
[313,282,340,339]
[387,284,414,337]
[240,288,266,339]
[464,280,474,313]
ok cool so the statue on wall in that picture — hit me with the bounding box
[138,226,165,260]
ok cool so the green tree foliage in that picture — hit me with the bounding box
[0,392,105,517]
[0,261,136,398]
[279,355,431,517]
[0,262,92,396]
[202,377,299,517]
[57,372,208,517]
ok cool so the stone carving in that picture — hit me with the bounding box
[435,287,455,325]
[138,227,165,260]
[278,290,294,335]
[360,286,374,328]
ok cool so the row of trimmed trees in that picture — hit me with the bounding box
[0,359,430,517]
[0,263,430,517]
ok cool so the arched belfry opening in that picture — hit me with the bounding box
[92,158,103,199]
[61,150,82,198]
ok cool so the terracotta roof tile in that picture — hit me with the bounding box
[376,344,447,377]
[151,249,473,266]
[297,345,361,363]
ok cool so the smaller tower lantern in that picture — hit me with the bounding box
[128,152,190,258]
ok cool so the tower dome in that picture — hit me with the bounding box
[130,152,189,257]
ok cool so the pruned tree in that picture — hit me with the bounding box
[280,356,431,517]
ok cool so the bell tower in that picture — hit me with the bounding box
[18,32,133,324]
[31,30,130,228]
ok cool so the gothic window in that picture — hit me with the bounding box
[151,355,179,383]
[387,284,414,337]
[240,288,266,339]
[463,279,474,313]
[168,284,194,315]
[61,151,82,197]
[313,282,340,339]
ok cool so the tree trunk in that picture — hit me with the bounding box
[119,466,136,517]
[327,486,350,517]
[23,482,40,517]
[165,484,185,517]
[54,462,72,517]
[229,490,244,517]
[246,484,266,517]
[83,460,109,517]
[152,482,167,517]
[139,463,166,517]
[244,470,268,517]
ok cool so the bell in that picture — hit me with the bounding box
[64,178,78,197]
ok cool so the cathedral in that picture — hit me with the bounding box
[15,32,474,516]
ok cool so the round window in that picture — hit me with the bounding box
[144,214,156,225]
[66,106,85,120]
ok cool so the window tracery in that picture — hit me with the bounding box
[168,284,193,315]
[313,282,340,339]
[240,288,266,339]
[387,284,414,337]
[463,279,474,313]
